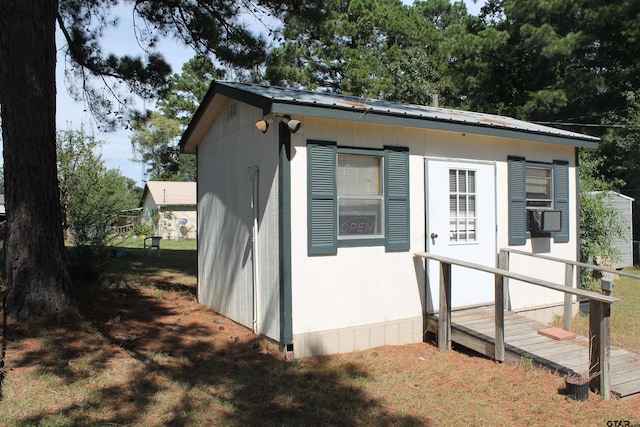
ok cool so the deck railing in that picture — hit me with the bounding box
[500,248,640,330]
[414,251,620,400]
[111,223,135,237]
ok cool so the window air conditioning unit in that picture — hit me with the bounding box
[528,210,562,233]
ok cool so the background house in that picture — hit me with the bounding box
[588,191,635,269]
[140,181,197,239]
[180,82,599,358]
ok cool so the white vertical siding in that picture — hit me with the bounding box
[603,192,634,268]
[197,100,281,340]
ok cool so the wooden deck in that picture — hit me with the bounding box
[426,307,640,400]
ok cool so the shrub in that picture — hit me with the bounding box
[133,223,154,237]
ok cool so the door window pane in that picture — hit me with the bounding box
[449,169,477,242]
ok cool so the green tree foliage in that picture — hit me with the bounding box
[578,151,625,287]
[596,92,640,244]
[158,56,225,125]
[447,0,640,123]
[445,0,587,118]
[264,0,470,105]
[131,112,184,180]
[132,56,224,182]
[56,0,280,129]
[0,0,301,320]
[57,128,140,246]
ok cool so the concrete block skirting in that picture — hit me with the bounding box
[292,316,424,358]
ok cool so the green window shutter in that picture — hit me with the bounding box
[385,147,410,251]
[508,156,527,246]
[553,160,570,243]
[307,141,337,255]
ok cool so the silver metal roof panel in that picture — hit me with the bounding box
[181,81,599,150]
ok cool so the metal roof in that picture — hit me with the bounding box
[181,81,599,150]
[141,181,196,207]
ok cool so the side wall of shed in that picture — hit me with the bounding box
[197,99,282,341]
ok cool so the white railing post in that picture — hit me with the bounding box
[498,250,510,310]
[495,271,505,362]
[438,261,452,351]
[563,263,575,331]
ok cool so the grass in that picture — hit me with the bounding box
[1,242,639,426]
[569,267,640,354]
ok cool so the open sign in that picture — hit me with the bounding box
[339,215,378,235]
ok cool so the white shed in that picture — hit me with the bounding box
[597,191,634,268]
[140,181,197,239]
[180,82,599,358]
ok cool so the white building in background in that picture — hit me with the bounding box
[140,181,197,239]
[587,191,635,269]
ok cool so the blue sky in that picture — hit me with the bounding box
[55,6,195,186]
[55,1,485,187]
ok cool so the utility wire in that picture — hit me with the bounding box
[532,121,640,129]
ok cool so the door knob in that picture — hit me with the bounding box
[430,232,438,239]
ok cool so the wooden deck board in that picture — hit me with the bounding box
[610,368,640,384]
[428,307,640,400]
[612,378,640,399]
[609,361,640,372]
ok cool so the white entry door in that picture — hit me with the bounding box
[425,158,497,312]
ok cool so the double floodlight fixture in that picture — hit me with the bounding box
[255,114,302,134]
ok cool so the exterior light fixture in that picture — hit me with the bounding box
[255,120,269,133]
[282,117,302,134]
[254,115,302,134]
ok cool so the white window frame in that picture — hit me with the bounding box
[337,150,385,240]
[449,169,477,243]
[526,164,554,210]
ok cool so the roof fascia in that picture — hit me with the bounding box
[180,82,273,153]
[215,84,272,114]
[271,102,599,149]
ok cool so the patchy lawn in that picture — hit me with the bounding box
[1,243,639,426]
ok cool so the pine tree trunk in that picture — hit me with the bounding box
[0,0,77,320]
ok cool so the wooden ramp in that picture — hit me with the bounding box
[426,307,640,400]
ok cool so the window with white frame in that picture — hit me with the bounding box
[307,141,410,255]
[525,165,553,209]
[508,156,569,245]
[449,169,477,242]
[337,153,384,238]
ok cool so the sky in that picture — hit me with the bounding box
[54,1,485,187]
[55,7,194,187]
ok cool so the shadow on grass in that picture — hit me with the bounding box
[3,249,430,426]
